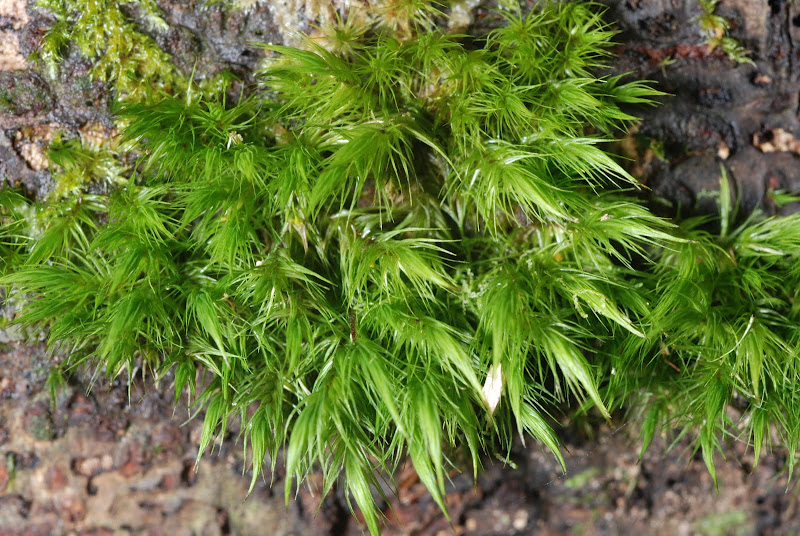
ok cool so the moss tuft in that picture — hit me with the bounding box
[3,1,800,533]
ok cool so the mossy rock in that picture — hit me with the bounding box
[0,71,53,118]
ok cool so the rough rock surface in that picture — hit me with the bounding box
[601,0,800,219]
[0,0,28,71]
[0,342,314,535]
[2,341,798,535]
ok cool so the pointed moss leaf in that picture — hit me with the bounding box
[197,395,227,467]
[344,453,381,536]
[422,318,482,394]
[261,42,359,85]
[519,402,564,471]
[540,327,609,418]
[285,391,324,504]
[560,274,645,338]
[638,403,661,463]
[700,430,720,489]
[246,411,270,497]
[174,360,196,404]
[188,290,226,352]
[748,404,769,469]
[408,441,448,518]
[700,379,729,488]
[352,342,406,437]
[414,384,443,477]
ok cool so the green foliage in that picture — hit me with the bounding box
[0,189,31,277]
[35,0,239,100]
[3,1,799,532]
[36,0,177,98]
[605,169,800,484]
[696,0,754,65]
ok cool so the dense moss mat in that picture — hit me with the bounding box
[3,1,800,533]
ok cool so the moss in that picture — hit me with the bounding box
[693,510,751,536]
[33,0,261,102]
[45,134,125,200]
[697,0,754,65]
[36,0,179,99]
[0,71,52,116]
[26,412,57,441]
[3,1,800,533]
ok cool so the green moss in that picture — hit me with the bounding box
[4,454,15,491]
[694,510,751,536]
[3,1,800,533]
[27,412,57,441]
[0,190,30,277]
[46,134,126,198]
[34,0,247,101]
[563,467,603,489]
[0,87,48,115]
[697,0,754,65]
[36,0,177,99]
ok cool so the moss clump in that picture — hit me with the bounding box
[36,0,177,99]
[3,1,800,533]
[0,189,30,277]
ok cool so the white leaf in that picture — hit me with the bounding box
[482,362,503,415]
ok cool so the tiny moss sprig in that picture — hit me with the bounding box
[697,0,754,65]
[0,189,30,277]
[35,0,241,100]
